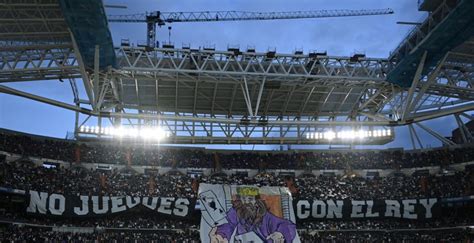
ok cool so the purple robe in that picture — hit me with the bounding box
[216,208,296,243]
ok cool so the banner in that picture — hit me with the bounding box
[198,183,301,243]
[26,190,194,218]
[294,198,440,220]
[23,189,445,222]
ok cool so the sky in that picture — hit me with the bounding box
[0,0,469,150]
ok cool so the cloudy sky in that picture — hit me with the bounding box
[0,0,463,150]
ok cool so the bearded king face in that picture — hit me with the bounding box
[233,195,268,229]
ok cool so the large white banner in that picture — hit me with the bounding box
[198,183,300,243]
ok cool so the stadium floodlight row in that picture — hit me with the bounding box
[79,125,171,140]
[305,129,392,141]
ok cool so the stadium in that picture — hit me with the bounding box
[0,0,473,242]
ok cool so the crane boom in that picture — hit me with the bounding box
[107,9,394,48]
[108,9,394,24]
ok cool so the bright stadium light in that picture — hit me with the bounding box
[128,128,139,138]
[324,131,336,140]
[78,125,172,141]
[305,128,393,141]
[77,124,173,141]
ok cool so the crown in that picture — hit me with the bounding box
[237,187,259,196]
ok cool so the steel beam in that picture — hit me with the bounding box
[411,102,474,122]
[402,51,427,121]
[0,84,90,114]
[415,122,456,146]
[254,77,266,117]
[115,47,390,82]
[460,112,474,121]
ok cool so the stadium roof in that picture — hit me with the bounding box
[0,0,473,145]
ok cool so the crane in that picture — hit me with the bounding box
[107,9,394,48]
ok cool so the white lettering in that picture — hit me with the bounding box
[311,200,326,218]
[365,200,379,217]
[48,194,65,215]
[402,199,417,219]
[111,197,127,213]
[296,201,311,219]
[173,198,189,217]
[142,197,158,210]
[27,191,48,214]
[157,197,173,214]
[326,200,343,219]
[74,196,89,215]
[92,196,109,214]
[350,200,365,218]
[419,198,437,219]
[384,200,401,218]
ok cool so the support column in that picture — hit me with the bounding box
[93,45,100,110]
[454,114,473,143]
[408,125,417,150]
[415,122,456,146]
[402,51,427,121]
[408,52,449,112]
[460,112,474,121]
[408,124,423,149]
[241,76,254,117]
[254,77,266,117]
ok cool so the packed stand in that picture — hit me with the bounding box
[0,224,200,243]
[1,131,474,170]
[1,161,473,200]
[2,224,470,243]
[298,229,472,242]
[1,161,474,242]
[1,209,472,231]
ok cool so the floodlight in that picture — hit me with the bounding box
[361,131,368,138]
[349,130,355,139]
[129,128,139,137]
[325,131,336,140]
[115,127,125,137]
[154,126,167,139]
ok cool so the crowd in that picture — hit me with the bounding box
[300,216,474,231]
[0,221,472,242]
[1,131,474,242]
[298,229,472,242]
[0,225,200,243]
[1,209,472,231]
[1,131,474,170]
[1,161,473,200]
[0,211,198,230]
